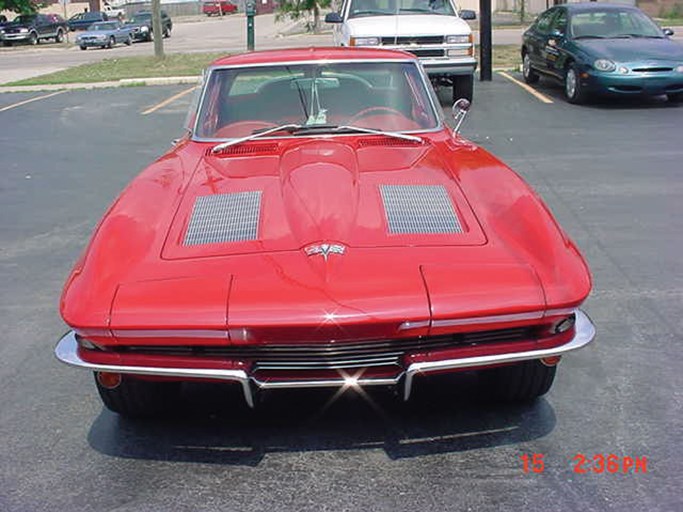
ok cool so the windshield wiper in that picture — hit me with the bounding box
[211,124,303,153]
[573,35,606,40]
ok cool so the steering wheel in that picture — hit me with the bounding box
[348,107,405,125]
[213,121,278,138]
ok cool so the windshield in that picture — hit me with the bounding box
[195,61,438,139]
[14,15,37,24]
[131,14,151,23]
[91,22,118,31]
[570,9,663,39]
[348,0,455,19]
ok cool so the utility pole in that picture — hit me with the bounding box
[151,0,164,59]
[479,0,492,81]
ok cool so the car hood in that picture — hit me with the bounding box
[575,37,683,63]
[346,14,470,37]
[161,137,486,260]
[79,30,113,36]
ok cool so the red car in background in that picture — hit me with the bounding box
[202,1,237,16]
[55,48,595,418]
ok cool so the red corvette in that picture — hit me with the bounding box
[56,48,595,417]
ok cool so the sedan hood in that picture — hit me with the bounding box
[576,37,683,63]
[162,138,486,260]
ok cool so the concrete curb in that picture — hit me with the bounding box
[0,75,201,93]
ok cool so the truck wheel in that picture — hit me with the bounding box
[163,27,170,38]
[79,45,87,50]
[94,372,181,418]
[3,41,11,47]
[452,75,474,103]
[29,31,38,45]
[147,30,153,42]
[55,28,64,43]
[479,359,557,402]
[522,52,539,84]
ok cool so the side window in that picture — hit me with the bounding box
[551,9,567,35]
[535,10,555,35]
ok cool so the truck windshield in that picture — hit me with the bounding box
[348,0,455,19]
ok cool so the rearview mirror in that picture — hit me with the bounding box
[459,10,476,21]
[325,12,343,23]
[451,98,470,135]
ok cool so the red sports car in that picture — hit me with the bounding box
[202,1,237,16]
[56,48,595,417]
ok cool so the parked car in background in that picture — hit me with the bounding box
[55,47,595,418]
[522,2,683,104]
[75,21,133,50]
[103,2,126,20]
[326,0,477,101]
[0,13,67,46]
[68,11,109,31]
[126,10,172,42]
[202,1,238,16]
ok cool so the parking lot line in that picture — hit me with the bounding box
[0,90,68,113]
[141,86,198,116]
[498,72,554,104]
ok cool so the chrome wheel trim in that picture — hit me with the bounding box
[523,54,531,78]
[566,68,577,98]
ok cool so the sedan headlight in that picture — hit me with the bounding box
[676,65,683,73]
[594,59,617,72]
[446,35,470,44]
[350,36,380,46]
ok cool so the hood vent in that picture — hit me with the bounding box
[208,143,280,157]
[358,137,423,148]
[184,191,262,246]
[380,184,462,234]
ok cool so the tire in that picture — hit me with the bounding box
[3,41,11,47]
[163,26,170,38]
[125,34,132,46]
[79,45,87,51]
[522,52,539,84]
[147,30,153,42]
[107,36,115,49]
[29,31,38,45]
[452,74,474,103]
[55,28,64,43]
[480,359,557,403]
[564,63,588,104]
[95,373,181,418]
[668,92,683,103]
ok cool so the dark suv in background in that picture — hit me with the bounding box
[126,10,172,42]
[67,11,109,31]
[0,13,67,46]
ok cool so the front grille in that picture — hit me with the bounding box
[632,67,673,73]
[407,49,445,58]
[381,36,444,45]
[117,326,536,371]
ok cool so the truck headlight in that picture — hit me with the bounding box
[141,26,149,32]
[446,35,470,44]
[20,28,29,33]
[594,59,616,72]
[350,36,379,46]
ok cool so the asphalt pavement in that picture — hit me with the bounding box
[0,78,681,511]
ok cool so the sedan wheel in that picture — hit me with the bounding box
[107,36,115,49]
[125,34,132,46]
[522,53,539,84]
[79,45,87,51]
[564,63,587,104]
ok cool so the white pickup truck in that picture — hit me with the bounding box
[103,2,126,20]
[326,0,477,101]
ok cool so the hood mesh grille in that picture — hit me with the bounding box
[184,191,261,246]
[380,185,462,234]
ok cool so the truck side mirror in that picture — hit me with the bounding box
[459,10,476,21]
[325,12,343,24]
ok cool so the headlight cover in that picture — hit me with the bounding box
[676,65,683,73]
[594,59,617,72]
[350,36,380,46]
[446,35,470,44]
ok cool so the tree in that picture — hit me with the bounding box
[277,0,331,34]
[0,0,44,14]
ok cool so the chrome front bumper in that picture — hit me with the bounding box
[55,309,596,408]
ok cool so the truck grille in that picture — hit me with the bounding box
[381,35,444,45]
[407,49,445,58]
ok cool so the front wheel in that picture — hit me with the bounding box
[564,63,588,104]
[163,27,170,38]
[125,34,132,46]
[522,52,539,84]
[95,373,181,418]
[79,45,87,50]
[29,31,38,45]
[107,36,115,49]
[452,74,474,103]
[55,28,64,43]
[668,92,683,103]
[479,359,557,402]
[3,41,11,47]
[147,30,153,42]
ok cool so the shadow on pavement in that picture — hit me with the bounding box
[87,372,556,466]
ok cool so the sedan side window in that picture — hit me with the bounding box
[534,10,555,35]
[550,9,567,36]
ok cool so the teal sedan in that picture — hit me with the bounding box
[522,3,683,104]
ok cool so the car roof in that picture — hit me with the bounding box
[561,2,641,13]
[210,47,418,67]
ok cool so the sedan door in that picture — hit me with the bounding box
[543,7,570,79]
[525,8,557,73]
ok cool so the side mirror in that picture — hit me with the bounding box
[550,28,565,39]
[459,10,476,21]
[663,28,674,36]
[325,12,343,24]
[451,98,471,135]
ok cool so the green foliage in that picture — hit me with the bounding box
[0,0,45,15]
[277,0,331,33]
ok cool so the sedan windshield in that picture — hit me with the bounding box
[195,61,439,139]
[570,9,664,39]
[348,0,455,19]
